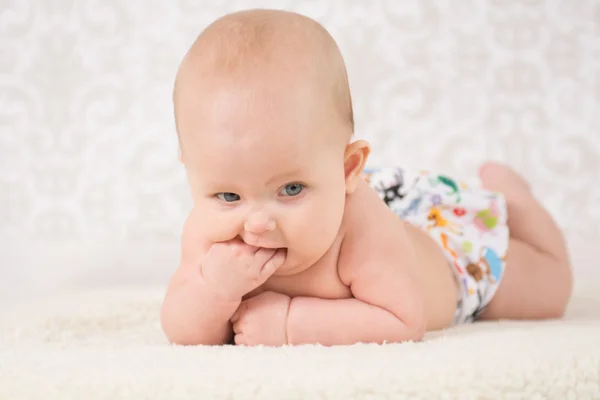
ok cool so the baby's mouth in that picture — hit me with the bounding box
[237,234,284,250]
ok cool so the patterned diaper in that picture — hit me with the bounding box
[363,167,509,324]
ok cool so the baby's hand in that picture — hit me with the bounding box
[230,291,291,346]
[201,240,286,302]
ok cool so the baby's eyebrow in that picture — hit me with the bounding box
[266,169,303,185]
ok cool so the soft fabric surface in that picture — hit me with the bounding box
[1,282,599,399]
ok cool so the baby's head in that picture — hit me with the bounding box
[174,9,369,273]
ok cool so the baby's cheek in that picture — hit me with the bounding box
[198,207,241,242]
[299,200,341,245]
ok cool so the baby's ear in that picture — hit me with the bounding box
[344,139,370,194]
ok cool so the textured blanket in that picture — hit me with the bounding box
[1,282,599,399]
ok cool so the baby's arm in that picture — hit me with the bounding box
[286,185,426,346]
[160,215,237,346]
[161,212,286,345]
[161,265,240,346]
[286,248,425,345]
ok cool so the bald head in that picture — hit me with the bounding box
[173,9,354,155]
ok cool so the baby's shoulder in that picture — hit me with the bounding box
[337,178,415,281]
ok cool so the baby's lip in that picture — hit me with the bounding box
[238,234,282,250]
[253,244,284,250]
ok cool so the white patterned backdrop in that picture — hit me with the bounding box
[1,0,599,300]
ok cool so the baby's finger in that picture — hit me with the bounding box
[250,247,277,269]
[227,242,255,258]
[234,333,247,346]
[203,242,235,262]
[232,320,241,334]
[202,242,220,258]
[230,302,247,324]
[230,310,240,324]
[260,248,287,276]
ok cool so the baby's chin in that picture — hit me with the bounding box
[271,248,321,277]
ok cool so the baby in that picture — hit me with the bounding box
[160,9,573,346]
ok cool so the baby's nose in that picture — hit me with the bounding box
[244,210,276,234]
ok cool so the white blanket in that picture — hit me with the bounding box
[1,281,599,399]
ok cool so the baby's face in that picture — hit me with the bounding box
[181,82,349,273]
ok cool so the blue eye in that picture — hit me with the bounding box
[216,192,240,202]
[280,183,304,197]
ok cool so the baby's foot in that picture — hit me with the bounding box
[478,162,531,204]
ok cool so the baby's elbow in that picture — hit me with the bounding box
[160,306,187,345]
[160,317,206,346]
[405,299,427,342]
[391,310,426,343]
[160,307,231,346]
[407,313,427,342]
[160,302,200,346]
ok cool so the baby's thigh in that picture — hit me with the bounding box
[479,238,572,320]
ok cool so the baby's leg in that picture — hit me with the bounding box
[477,162,573,320]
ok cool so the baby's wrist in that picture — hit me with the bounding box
[192,275,243,307]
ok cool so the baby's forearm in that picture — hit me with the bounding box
[161,276,239,346]
[286,297,423,346]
